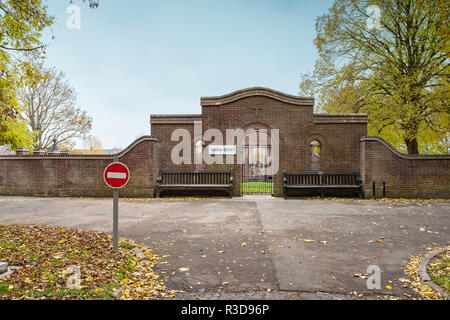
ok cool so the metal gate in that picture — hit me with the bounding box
[241,146,273,195]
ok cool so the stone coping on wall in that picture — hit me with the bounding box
[313,114,369,124]
[0,136,158,160]
[200,87,315,106]
[361,136,450,159]
[150,114,202,124]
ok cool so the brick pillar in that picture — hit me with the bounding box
[15,147,29,156]
[360,138,366,199]
[33,149,46,156]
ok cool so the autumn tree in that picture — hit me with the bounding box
[300,0,449,154]
[0,0,100,150]
[0,0,53,149]
[57,139,76,152]
[18,66,92,150]
[58,135,103,154]
[83,135,103,154]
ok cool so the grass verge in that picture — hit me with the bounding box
[404,247,449,300]
[427,250,449,294]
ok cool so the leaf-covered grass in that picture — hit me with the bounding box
[0,224,175,300]
[427,250,450,293]
[404,247,449,300]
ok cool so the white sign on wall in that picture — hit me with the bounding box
[208,145,237,155]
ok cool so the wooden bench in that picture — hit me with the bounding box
[283,171,362,199]
[155,170,233,198]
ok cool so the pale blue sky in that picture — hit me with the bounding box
[44,0,334,148]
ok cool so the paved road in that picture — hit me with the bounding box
[0,196,448,299]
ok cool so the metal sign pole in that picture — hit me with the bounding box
[104,157,129,252]
[113,156,119,251]
[113,188,119,251]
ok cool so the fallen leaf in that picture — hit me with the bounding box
[178,267,190,272]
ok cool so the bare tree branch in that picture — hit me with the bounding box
[18,66,93,150]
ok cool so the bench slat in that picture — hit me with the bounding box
[283,171,362,199]
[156,170,233,198]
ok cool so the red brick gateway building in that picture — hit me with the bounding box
[0,87,449,199]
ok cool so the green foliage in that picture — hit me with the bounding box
[0,116,34,150]
[0,1,100,150]
[0,0,54,150]
[300,0,449,154]
[0,67,35,151]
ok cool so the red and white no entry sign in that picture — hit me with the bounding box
[103,162,130,189]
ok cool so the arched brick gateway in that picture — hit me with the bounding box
[239,122,273,195]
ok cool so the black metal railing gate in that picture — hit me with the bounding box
[241,174,273,195]
[241,146,273,195]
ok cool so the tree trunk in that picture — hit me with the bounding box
[405,138,419,155]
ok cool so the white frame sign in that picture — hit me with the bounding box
[209,145,237,155]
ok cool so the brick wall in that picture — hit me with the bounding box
[150,115,201,171]
[200,89,367,196]
[5,87,447,200]
[0,136,159,198]
[312,118,367,173]
[361,137,450,199]
[201,95,313,196]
